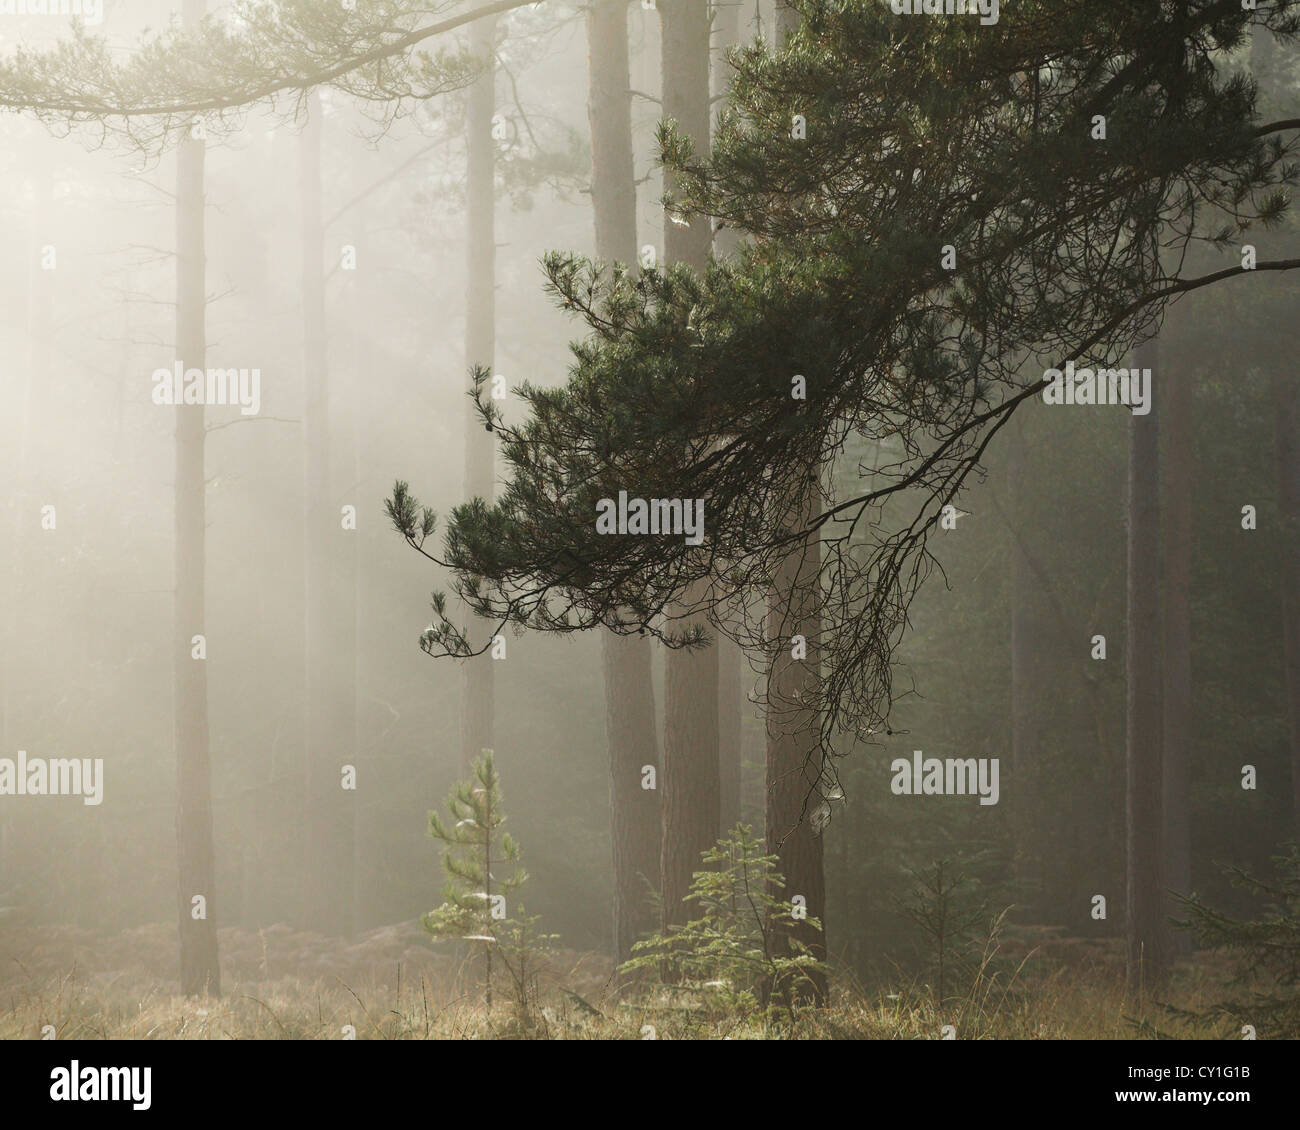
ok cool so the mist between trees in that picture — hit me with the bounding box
[0,0,1298,1039]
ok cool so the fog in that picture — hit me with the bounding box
[0,0,1298,1048]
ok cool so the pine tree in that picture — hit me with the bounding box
[896,855,999,1011]
[1173,846,1300,1039]
[622,823,826,1024]
[400,0,1300,799]
[422,750,527,1011]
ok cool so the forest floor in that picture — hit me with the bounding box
[0,918,1250,1039]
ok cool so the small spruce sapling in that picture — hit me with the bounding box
[1171,845,1300,1038]
[621,824,827,1023]
[896,856,991,1009]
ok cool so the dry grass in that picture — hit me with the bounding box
[0,919,1245,1040]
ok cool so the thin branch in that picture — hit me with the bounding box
[1,0,541,120]
[205,415,300,434]
[1255,118,1300,136]
[326,138,443,227]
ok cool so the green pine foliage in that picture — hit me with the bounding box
[895,854,1019,1015]
[396,0,1300,789]
[621,824,828,1026]
[1172,846,1300,1038]
[423,750,554,1027]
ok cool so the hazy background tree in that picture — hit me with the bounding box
[173,0,221,997]
[1126,332,1166,992]
[461,5,498,776]
[656,0,720,932]
[587,0,662,965]
[762,0,828,1002]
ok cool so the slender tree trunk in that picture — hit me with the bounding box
[461,11,497,775]
[301,92,328,934]
[174,0,220,997]
[589,0,638,271]
[484,783,493,1008]
[714,0,746,836]
[1272,362,1300,836]
[332,158,359,941]
[760,0,827,1004]
[775,0,798,42]
[713,0,746,269]
[1162,347,1192,956]
[765,482,827,1000]
[1126,334,1166,993]
[718,638,744,832]
[0,173,51,898]
[349,276,365,936]
[587,0,662,965]
[301,91,355,936]
[1007,411,1053,920]
[1253,23,1300,837]
[661,602,721,931]
[658,0,711,322]
[658,0,720,929]
[604,632,662,959]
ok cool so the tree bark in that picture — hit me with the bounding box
[461,10,497,775]
[301,91,356,937]
[1272,360,1300,836]
[301,89,329,934]
[718,637,744,832]
[174,0,220,997]
[588,0,662,964]
[1253,22,1300,839]
[348,275,364,936]
[775,0,799,43]
[760,0,827,1005]
[661,586,721,930]
[604,632,662,959]
[1007,412,1049,920]
[332,145,360,940]
[1126,333,1167,993]
[1162,342,1192,956]
[0,171,50,901]
[765,482,827,1000]
[714,0,747,837]
[658,0,720,929]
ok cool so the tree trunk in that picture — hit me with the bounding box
[1162,343,1192,956]
[775,0,799,42]
[659,1,711,271]
[712,0,746,265]
[331,145,360,941]
[1,172,50,900]
[1272,361,1300,836]
[1007,411,1052,921]
[174,0,220,997]
[658,0,720,929]
[461,10,497,775]
[1126,333,1167,993]
[301,90,355,937]
[714,0,748,837]
[661,591,721,929]
[348,277,365,936]
[765,482,827,1001]
[1253,23,1300,839]
[587,0,662,964]
[604,633,662,959]
[718,638,744,832]
[761,0,827,1004]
